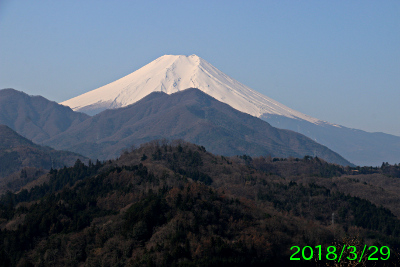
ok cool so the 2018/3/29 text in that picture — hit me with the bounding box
[290,245,390,262]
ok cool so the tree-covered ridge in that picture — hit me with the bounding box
[0,125,37,149]
[0,140,399,266]
[0,125,88,194]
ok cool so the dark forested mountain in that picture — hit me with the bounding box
[0,88,352,166]
[44,88,352,166]
[0,88,89,144]
[0,140,399,266]
[0,125,87,193]
[262,114,400,167]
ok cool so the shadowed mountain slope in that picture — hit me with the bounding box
[46,89,352,166]
[0,89,90,144]
[0,125,87,193]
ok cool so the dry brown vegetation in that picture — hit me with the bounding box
[0,140,399,266]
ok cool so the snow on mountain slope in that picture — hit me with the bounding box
[61,54,321,123]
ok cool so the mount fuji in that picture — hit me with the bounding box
[61,55,400,166]
[61,55,319,123]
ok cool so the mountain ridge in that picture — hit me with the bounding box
[263,114,400,166]
[0,88,90,144]
[48,88,353,166]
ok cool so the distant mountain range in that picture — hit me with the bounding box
[2,56,399,166]
[59,55,400,166]
[46,88,351,165]
[0,88,351,166]
[262,114,400,167]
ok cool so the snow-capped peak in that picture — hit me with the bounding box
[60,54,321,123]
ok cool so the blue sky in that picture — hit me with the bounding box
[1,1,399,136]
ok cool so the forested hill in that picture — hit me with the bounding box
[0,125,87,194]
[0,140,399,266]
